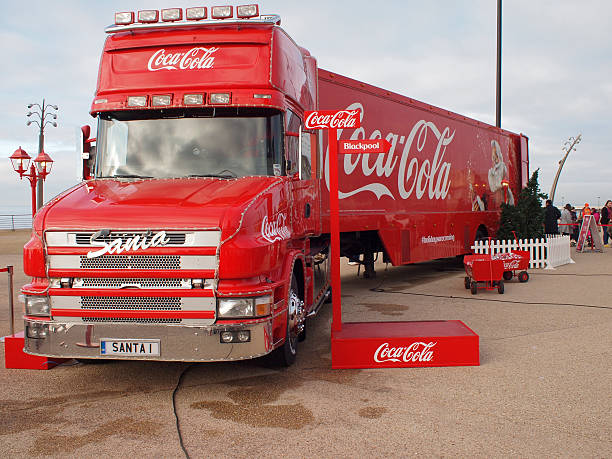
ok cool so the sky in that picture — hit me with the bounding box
[1,0,610,214]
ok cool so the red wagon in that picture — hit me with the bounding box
[463,254,505,294]
[493,251,530,283]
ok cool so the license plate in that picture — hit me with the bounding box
[100,339,160,356]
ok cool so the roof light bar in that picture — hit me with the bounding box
[127,96,147,107]
[237,4,259,18]
[152,95,172,106]
[138,10,159,23]
[211,6,233,19]
[186,7,207,20]
[210,93,231,104]
[161,8,182,22]
[115,12,135,25]
[184,94,205,105]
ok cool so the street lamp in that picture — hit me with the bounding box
[26,98,58,209]
[9,147,54,217]
[549,134,581,205]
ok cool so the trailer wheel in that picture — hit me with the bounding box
[503,271,513,281]
[464,276,471,289]
[497,280,505,294]
[518,271,529,283]
[271,273,302,367]
[470,281,478,295]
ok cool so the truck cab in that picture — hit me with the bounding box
[23,6,329,365]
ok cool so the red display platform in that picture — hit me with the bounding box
[331,320,479,369]
[4,331,67,370]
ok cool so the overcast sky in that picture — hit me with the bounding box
[1,0,610,214]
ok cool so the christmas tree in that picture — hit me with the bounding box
[497,169,547,240]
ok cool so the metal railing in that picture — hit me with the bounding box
[0,214,32,230]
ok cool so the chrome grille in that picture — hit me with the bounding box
[80,255,180,270]
[76,232,186,245]
[82,317,181,324]
[80,296,181,310]
[76,278,188,289]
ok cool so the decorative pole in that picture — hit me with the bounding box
[27,99,58,210]
[549,134,582,205]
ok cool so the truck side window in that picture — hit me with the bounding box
[300,129,312,180]
[285,110,301,175]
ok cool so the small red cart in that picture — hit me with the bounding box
[463,254,505,294]
[493,251,530,283]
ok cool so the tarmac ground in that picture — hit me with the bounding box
[0,229,610,457]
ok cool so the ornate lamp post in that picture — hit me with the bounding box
[9,146,54,217]
[549,134,581,205]
[26,99,58,209]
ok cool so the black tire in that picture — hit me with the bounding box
[470,281,478,295]
[498,280,504,294]
[271,273,300,367]
[503,271,513,281]
[518,271,529,283]
[464,276,471,289]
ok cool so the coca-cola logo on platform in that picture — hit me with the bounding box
[261,213,291,243]
[325,103,454,201]
[147,47,220,72]
[305,110,361,130]
[373,341,437,363]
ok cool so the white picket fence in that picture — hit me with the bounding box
[471,234,574,269]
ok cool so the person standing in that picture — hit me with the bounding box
[560,203,574,238]
[544,199,561,235]
[600,200,612,247]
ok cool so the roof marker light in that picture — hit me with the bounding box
[138,10,159,23]
[186,7,207,20]
[210,93,231,104]
[237,4,259,18]
[127,96,147,107]
[152,95,172,106]
[184,94,205,105]
[161,8,182,22]
[211,6,233,19]
[115,12,135,25]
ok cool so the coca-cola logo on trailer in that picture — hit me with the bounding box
[373,341,437,363]
[147,47,220,71]
[325,103,454,201]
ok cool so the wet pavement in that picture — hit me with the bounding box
[1,230,610,457]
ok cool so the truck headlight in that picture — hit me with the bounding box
[217,295,271,318]
[26,322,49,339]
[25,296,50,317]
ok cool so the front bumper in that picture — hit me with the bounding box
[24,318,274,362]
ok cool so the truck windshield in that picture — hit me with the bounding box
[95,108,283,179]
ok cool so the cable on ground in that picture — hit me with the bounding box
[173,363,195,459]
[373,288,612,310]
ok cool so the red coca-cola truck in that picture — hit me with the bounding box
[21,5,528,365]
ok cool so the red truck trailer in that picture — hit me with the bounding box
[21,5,528,365]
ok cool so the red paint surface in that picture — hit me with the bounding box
[4,332,68,370]
[331,320,479,369]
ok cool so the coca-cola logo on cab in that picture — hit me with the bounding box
[304,110,361,130]
[373,341,437,363]
[261,213,291,243]
[147,47,219,72]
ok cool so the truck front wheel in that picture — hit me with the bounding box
[272,273,303,366]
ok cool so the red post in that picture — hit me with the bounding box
[329,128,342,332]
[29,165,37,218]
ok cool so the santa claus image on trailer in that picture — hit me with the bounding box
[487,139,514,207]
